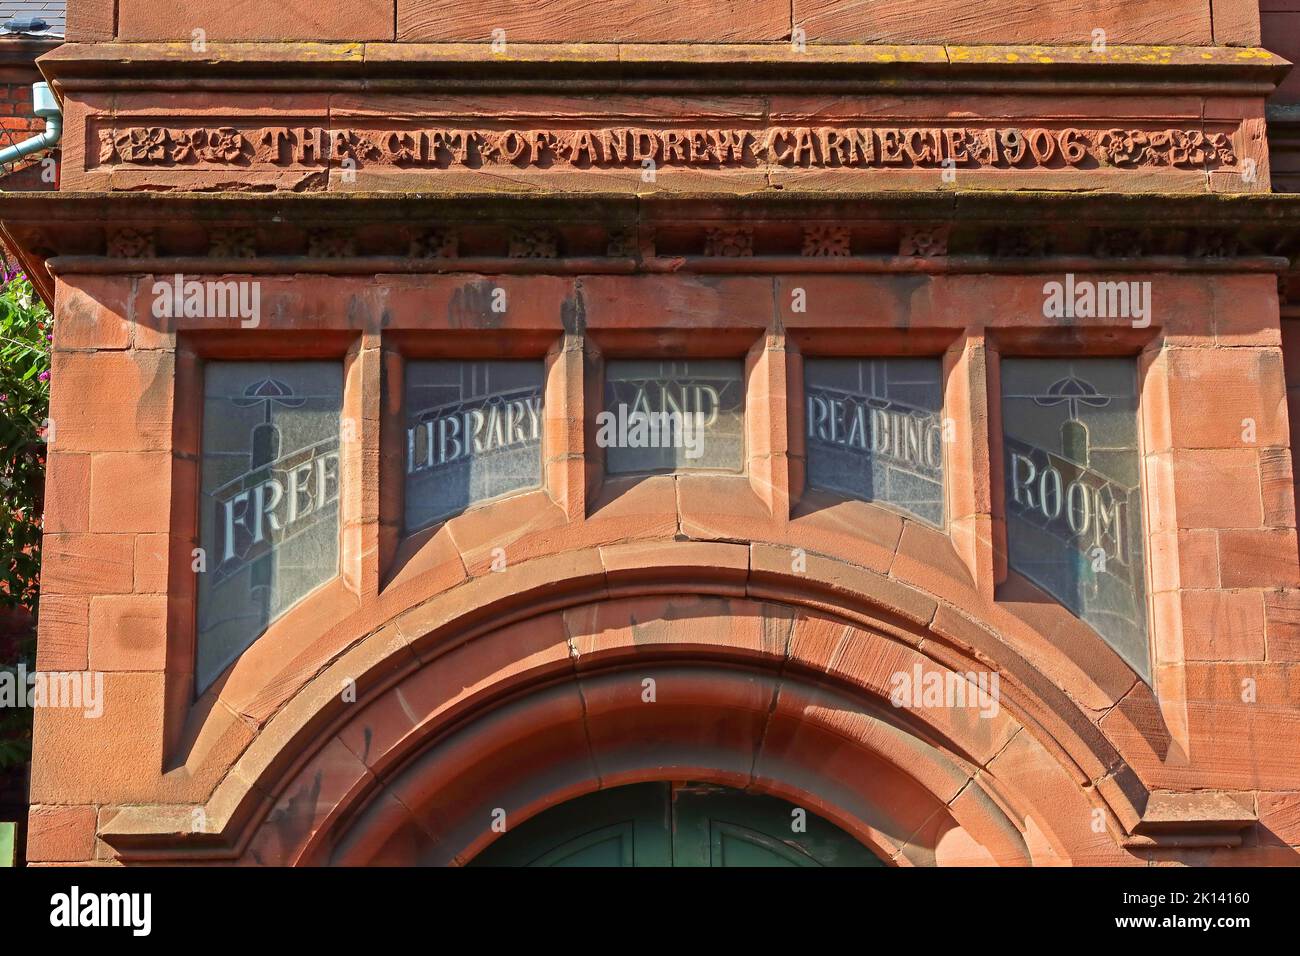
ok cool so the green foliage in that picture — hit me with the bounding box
[0,267,50,771]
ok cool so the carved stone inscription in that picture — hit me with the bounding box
[95,124,1238,172]
[1001,358,1148,678]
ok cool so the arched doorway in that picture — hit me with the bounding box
[470,782,887,867]
[102,580,1146,866]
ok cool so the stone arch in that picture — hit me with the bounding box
[100,550,1149,865]
[248,591,1129,866]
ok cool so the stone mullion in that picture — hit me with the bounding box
[1137,339,1191,753]
[944,329,996,599]
[745,330,792,521]
[377,340,405,584]
[544,332,590,522]
[341,332,382,600]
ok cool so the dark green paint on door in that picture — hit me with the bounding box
[470,782,885,867]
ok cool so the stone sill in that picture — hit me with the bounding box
[1123,790,1258,848]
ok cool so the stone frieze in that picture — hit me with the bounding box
[94,123,1239,171]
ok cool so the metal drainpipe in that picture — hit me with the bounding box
[0,82,62,168]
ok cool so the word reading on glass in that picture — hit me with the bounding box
[1007,444,1131,568]
[804,358,945,526]
[807,396,943,473]
[217,441,338,566]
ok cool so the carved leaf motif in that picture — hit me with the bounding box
[168,130,196,163]
[605,228,638,258]
[409,228,458,259]
[198,128,245,163]
[124,127,167,162]
[965,129,996,165]
[384,132,420,165]
[107,228,156,258]
[334,131,383,164]
[1098,129,1148,167]
[704,226,753,257]
[97,130,118,164]
[900,225,949,258]
[1208,133,1238,166]
[508,228,558,259]
[802,225,851,257]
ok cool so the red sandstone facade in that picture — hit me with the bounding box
[6,1,1300,865]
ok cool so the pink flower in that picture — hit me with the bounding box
[38,370,50,382]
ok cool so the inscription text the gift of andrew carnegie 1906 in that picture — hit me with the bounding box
[96,124,1239,172]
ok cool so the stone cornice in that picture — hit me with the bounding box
[38,42,1292,95]
[7,188,1300,225]
[5,190,1297,307]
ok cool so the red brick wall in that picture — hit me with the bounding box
[0,75,38,140]
[0,63,57,192]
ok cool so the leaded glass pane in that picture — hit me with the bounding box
[196,361,342,691]
[404,360,545,531]
[804,358,945,526]
[601,359,745,474]
[1001,357,1149,678]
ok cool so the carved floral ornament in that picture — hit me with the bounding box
[96,123,1240,172]
[88,220,1260,262]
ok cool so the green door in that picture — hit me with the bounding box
[470,782,884,867]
